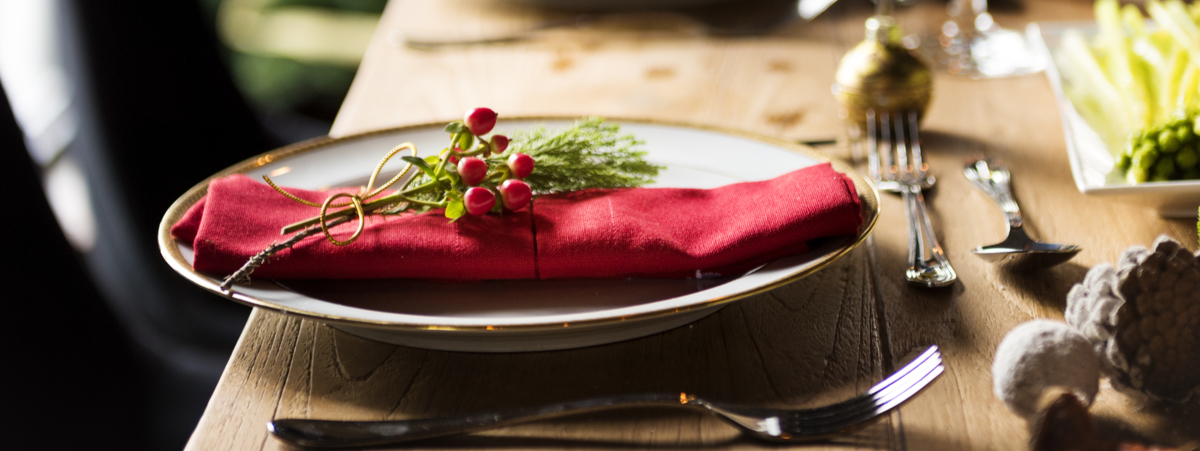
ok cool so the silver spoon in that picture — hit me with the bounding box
[963,158,1081,271]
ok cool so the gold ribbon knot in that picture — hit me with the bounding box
[262,142,417,246]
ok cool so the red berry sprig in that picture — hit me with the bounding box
[235,112,660,286]
[409,108,539,218]
[463,187,496,215]
[507,153,535,179]
[275,112,660,235]
[464,108,497,136]
[457,157,488,186]
[498,179,532,210]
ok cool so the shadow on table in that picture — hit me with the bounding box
[991,261,1090,312]
[1092,393,1200,446]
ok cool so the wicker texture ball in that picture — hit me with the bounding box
[1066,235,1200,402]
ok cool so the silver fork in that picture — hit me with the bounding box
[269,346,944,447]
[864,110,957,287]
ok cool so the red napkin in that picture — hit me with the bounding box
[172,163,862,280]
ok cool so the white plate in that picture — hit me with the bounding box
[1030,21,1200,218]
[158,119,879,352]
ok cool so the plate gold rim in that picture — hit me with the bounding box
[158,116,880,332]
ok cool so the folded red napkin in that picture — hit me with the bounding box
[172,163,862,280]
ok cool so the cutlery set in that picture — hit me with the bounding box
[266,1,1076,447]
[837,0,1079,286]
[856,112,1081,283]
[865,109,958,287]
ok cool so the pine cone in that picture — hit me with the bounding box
[1066,235,1200,403]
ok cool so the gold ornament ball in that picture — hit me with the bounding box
[834,17,933,127]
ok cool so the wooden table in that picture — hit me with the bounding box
[185,0,1200,449]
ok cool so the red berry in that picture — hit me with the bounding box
[490,135,509,153]
[463,108,497,136]
[463,187,495,216]
[498,179,532,211]
[507,153,535,179]
[457,157,488,186]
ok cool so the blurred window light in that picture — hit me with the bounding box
[45,155,97,252]
[797,0,836,21]
[0,0,79,166]
[0,0,95,252]
[218,0,381,66]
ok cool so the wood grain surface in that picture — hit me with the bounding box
[186,0,1200,449]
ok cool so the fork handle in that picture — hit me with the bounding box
[269,394,686,448]
[901,184,957,287]
[963,159,1023,229]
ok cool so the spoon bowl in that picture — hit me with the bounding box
[964,159,1081,272]
[971,227,1081,272]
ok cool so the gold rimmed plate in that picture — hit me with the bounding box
[158,118,879,352]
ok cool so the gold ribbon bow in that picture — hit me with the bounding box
[263,143,417,246]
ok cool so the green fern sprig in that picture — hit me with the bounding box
[490,118,663,194]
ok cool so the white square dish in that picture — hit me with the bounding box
[1028,21,1200,218]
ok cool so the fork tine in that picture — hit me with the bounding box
[893,113,909,183]
[880,112,895,182]
[908,111,925,179]
[778,351,941,435]
[722,347,941,432]
[778,346,940,420]
[797,360,944,436]
[868,345,939,395]
[874,361,944,413]
[791,351,943,426]
[862,354,942,413]
[788,354,943,433]
[866,110,880,182]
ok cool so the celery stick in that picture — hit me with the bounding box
[1123,4,1149,36]
[1098,0,1151,129]
[1127,5,1168,124]
[1060,29,1131,146]
[1150,29,1177,57]
[1136,49,1164,123]
[1165,0,1200,34]
[1162,47,1188,117]
[1179,64,1200,110]
[1147,0,1200,68]
[1132,39,1166,123]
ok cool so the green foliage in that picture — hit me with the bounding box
[445,199,464,220]
[401,156,436,178]
[389,118,662,216]
[496,118,663,194]
[228,52,356,118]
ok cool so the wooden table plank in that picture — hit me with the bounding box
[186,309,306,451]
[187,0,1200,449]
[195,250,896,450]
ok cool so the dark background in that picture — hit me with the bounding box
[4,1,383,449]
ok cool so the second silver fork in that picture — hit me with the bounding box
[863,110,957,287]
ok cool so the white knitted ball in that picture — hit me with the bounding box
[992,320,1100,419]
